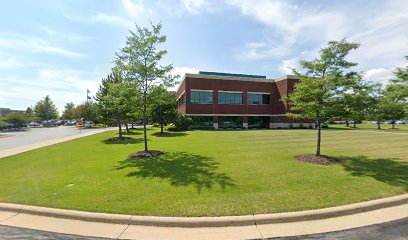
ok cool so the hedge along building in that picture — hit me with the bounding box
[176,71,314,129]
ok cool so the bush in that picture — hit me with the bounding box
[166,124,178,131]
[174,114,193,131]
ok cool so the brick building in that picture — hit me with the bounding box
[176,71,313,129]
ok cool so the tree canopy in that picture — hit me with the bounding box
[115,23,177,151]
[287,39,360,156]
[34,95,59,121]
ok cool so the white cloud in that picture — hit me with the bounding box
[64,13,133,29]
[279,58,300,75]
[122,0,145,17]
[363,68,394,85]
[169,66,199,91]
[0,68,103,112]
[182,0,208,13]
[155,0,219,16]
[227,0,349,60]
[0,34,86,59]
[171,66,198,77]
[38,25,92,43]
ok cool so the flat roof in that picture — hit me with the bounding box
[175,73,299,93]
[198,71,267,79]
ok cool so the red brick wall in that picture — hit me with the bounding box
[176,76,302,119]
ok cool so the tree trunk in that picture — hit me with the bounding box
[125,124,129,133]
[346,120,349,127]
[131,123,134,129]
[392,122,395,129]
[143,84,148,152]
[377,121,381,130]
[316,120,321,156]
[353,121,356,128]
[161,124,164,133]
[118,124,122,139]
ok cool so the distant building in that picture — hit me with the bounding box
[176,71,313,129]
[0,108,24,117]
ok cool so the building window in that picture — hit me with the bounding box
[218,92,243,104]
[177,93,186,107]
[248,93,270,104]
[219,116,243,129]
[191,116,213,129]
[190,91,213,104]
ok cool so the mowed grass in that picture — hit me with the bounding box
[0,127,407,216]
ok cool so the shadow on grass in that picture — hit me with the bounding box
[340,155,408,190]
[152,132,188,137]
[115,152,236,192]
[102,137,144,145]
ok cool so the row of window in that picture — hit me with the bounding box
[189,91,270,105]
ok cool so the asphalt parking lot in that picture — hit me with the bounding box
[0,126,112,151]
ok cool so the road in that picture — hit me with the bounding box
[0,126,114,151]
[0,217,407,240]
[268,217,408,240]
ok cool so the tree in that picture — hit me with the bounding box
[96,69,140,138]
[386,56,408,102]
[74,102,98,123]
[6,112,27,127]
[62,102,76,120]
[115,23,177,152]
[335,76,379,128]
[150,85,178,133]
[378,97,406,129]
[34,95,59,121]
[25,107,36,122]
[286,39,360,156]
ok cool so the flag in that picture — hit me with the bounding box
[87,89,91,94]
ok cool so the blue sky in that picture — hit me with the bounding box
[1,0,407,112]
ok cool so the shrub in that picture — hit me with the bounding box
[166,124,178,131]
[174,114,193,131]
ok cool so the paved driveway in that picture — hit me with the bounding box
[0,126,114,151]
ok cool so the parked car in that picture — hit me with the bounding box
[386,120,395,124]
[27,122,41,127]
[333,120,346,124]
[396,120,407,124]
[371,121,380,124]
[84,121,94,127]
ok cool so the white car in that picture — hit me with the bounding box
[396,120,407,124]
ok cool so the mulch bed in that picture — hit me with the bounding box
[105,137,133,142]
[129,150,164,158]
[296,154,342,165]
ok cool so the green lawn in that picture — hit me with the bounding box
[0,127,407,216]
[329,123,408,132]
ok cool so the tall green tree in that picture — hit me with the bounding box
[34,95,59,121]
[386,56,408,102]
[335,76,379,128]
[115,23,177,151]
[25,107,36,122]
[96,69,140,138]
[62,102,76,120]
[74,102,98,123]
[6,112,28,127]
[150,85,177,133]
[286,39,360,156]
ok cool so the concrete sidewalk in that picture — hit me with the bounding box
[1,195,408,239]
[0,127,116,159]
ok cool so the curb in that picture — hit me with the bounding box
[1,193,408,228]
